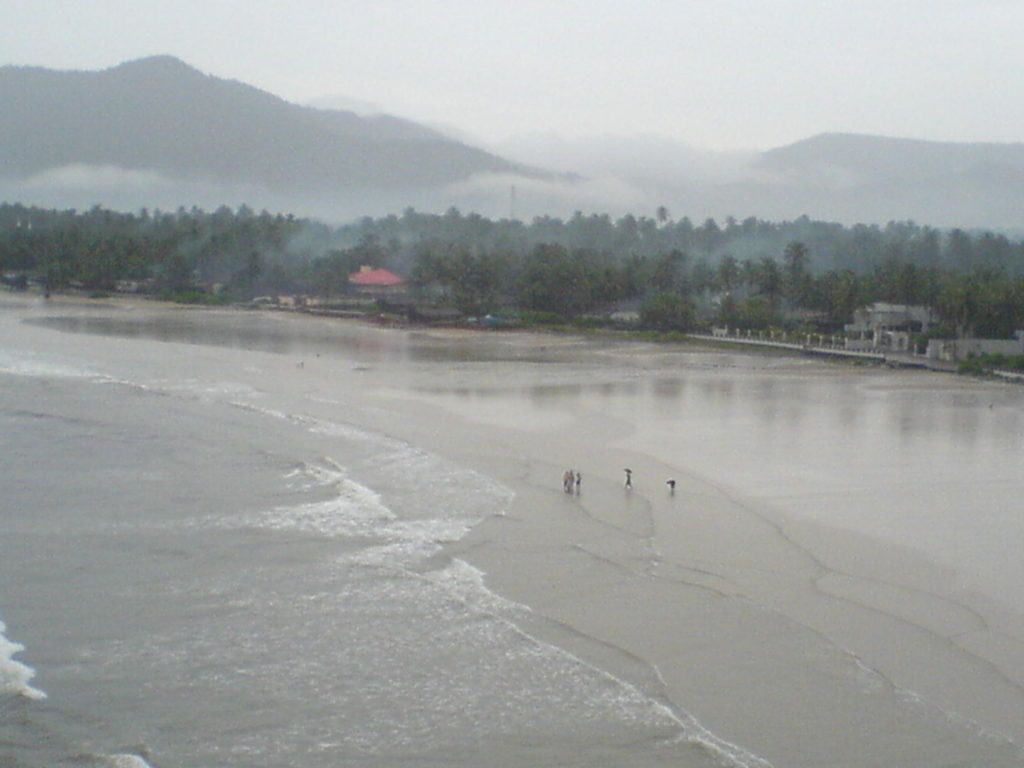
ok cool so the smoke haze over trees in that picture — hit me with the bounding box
[5,202,1024,342]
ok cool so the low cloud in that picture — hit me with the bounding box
[22,164,175,191]
[441,171,651,221]
[5,138,1023,231]
[4,164,270,213]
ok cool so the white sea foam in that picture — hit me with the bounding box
[423,558,531,617]
[220,459,486,571]
[101,754,155,768]
[283,460,348,491]
[0,618,46,700]
[416,560,774,768]
[0,349,163,396]
[210,403,514,567]
[0,349,96,380]
[147,377,262,400]
[270,484,395,534]
[342,518,477,568]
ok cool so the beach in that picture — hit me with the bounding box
[363,326,1024,765]
[2,294,1023,767]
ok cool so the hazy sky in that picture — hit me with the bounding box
[4,0,1023,151]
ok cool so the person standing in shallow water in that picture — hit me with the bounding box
[624,468,632,488]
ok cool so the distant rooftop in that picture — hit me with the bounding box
[348,266,404,286]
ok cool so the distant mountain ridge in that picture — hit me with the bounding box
[2,56,1022,229]
[0,56,528,189]
[748,133,1024,228]
[759,132,1024,185]
[494,131,1024,229]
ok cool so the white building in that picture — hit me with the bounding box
[844,303,936,352]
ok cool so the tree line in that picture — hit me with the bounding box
[3,202,1024,339]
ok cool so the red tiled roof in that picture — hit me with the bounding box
[348,267,404,286]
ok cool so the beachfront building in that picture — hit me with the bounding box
[348,266,405,298]
[844,302,935,352]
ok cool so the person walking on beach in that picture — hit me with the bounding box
[575,471,581,494]
[624,468,632,489]
[563,470,574,493]
[666,479,676,494]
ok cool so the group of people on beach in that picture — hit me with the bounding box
[562,469,581,494]
[562,467,676,494]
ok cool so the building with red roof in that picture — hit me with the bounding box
[348,265,405,297]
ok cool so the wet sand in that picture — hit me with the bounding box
[340,328,1024,766]
[6,294,1024,766]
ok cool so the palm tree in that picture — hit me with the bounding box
[783,241,812,308]
[717,254,740,294]
[756,256,782,308]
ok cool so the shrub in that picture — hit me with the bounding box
[958,358,986,375]
[519,310,566,326]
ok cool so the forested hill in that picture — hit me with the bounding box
[0,56,530,189]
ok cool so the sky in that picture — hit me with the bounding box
[4,0,1024,151]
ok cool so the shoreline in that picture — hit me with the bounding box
[0,288,989,381]
[0,288,937,362]
[5,291,1024,766]
[407,383,1024,766]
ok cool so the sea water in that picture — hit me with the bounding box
[0,302,745,768]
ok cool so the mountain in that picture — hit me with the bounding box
[494,132,1024,230]
[758,132,1024,185]
[2,56,1022,229]
[748,133,1024,228]
[0,56,529,192]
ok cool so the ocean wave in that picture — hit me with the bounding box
[0,618,46,700]
[201,403,514,567]
[74,751,157,768]
[211,459,484,569]
[244,472,397,537]
[103,755,155,768]
[413,559,773,768]
[340,517,478,567]
[0,349,97,380]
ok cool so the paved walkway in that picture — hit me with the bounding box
[687,333,958,372]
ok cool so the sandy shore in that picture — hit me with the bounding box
[6,293,1024,766]
[331,327,1024,766]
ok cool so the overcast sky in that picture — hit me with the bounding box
[4,0,1023,151]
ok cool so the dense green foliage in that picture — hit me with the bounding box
[958,353,1024,375]
[4,202,1024,336]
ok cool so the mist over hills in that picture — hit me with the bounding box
[2,56,1023,230]
[751,133,1024,228]
[0,56,537,219]
[493,132,1024,231]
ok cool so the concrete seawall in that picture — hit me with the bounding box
[687,333,959,372]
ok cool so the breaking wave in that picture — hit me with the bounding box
[0,617,46,700]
